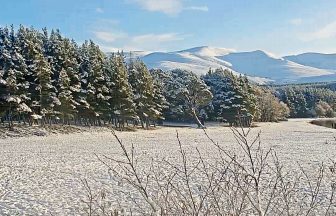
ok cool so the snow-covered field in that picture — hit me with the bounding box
[0,119,335,215]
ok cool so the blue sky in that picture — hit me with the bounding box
[2,0,336,56]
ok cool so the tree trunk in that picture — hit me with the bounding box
[191,108,205,129]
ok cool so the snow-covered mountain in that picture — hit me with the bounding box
[131,46,336,84]
[284,53,336,71]
[218,50,333,83]
[141,47,234,75]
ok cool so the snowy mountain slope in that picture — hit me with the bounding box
[177,46,234,57]
[218,50,334,82]
[141,47,272,84]
[131,46,336,84]
[141,47,232,75]
[284,53,336,71]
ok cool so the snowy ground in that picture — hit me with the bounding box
[0,119,335,215]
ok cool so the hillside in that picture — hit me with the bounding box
[284,53,336,71]
[135,46,336,84]
[141,46,234,75]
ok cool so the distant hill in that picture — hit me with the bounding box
[124,46,336,84]
[284,53,336,71]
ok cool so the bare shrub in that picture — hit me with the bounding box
[79,178,124,216]
[85,127,336,215]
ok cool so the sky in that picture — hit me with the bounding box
[2,0,336,56]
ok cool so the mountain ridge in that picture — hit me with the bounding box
[124,46,336,84]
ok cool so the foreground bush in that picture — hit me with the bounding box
[82,127,336,215]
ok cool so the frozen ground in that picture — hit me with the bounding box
[0,119,335,215]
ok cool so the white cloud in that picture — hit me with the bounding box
[129,0,183,15]
[185,6,209,12]
[99,45,123,52]
[95,7,104,13]
[301,21,336,41]
[130,33,188,51]
[93,29,188,51]
[94,31,127,43]
[132,33,185,44]
[92,15,189,51]
[127,0,208,15]
[289,18,302,26]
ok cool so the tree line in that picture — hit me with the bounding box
[274,83,336,118]
[3,26,333,129]
[0,26,166,128]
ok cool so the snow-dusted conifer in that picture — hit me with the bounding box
[87,41,109,121]
[203,68,258,124]
[0,27,12,118]
[0,76,9,118]
[57,69,75,123]
[8,26,31,115]
[167,69,213,128]
[22,28,54,118]
[78,41,109,123]
[61,38,81,118]
[43,29,63,95]
[78,41,93,118]
[108,53,136,126]
[0,26,31,123]
[128,58,162,127]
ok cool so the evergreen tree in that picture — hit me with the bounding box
[203,69,240,122]
[167,69,213,128]
[238,75,259,119]
[78,40,110,124]
[59,38,81,121]
[0,26,31,123]
[128,58,162,128]
[36,45,54,118]
[108,54,136,127]
[295,92,308,117]
[282,88,296,117]
[0,27,13,122]
[0,73,9,119]
[78,41,94,119]
[151,76,167,123]
[8,26,31,116]
[159,70,190,121]
[43,29,63,100]
[149,69,171,121]
[203,68,259,125]
[24,28,54,120]
[87,41,109,121]
[280,88,308,118]
[0,27,11,78]
[57,69,76,123]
